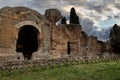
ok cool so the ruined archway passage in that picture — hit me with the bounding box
[16,25,39,60]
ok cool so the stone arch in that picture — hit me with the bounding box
[15,21,41,37]
[16,25,40,60]
[15,21,42,48]
[14,20,51,59]
[15,21,41,29]
[15,21,42,60]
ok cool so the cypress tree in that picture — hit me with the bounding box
[61,17,67,24]
[70,7,79,24]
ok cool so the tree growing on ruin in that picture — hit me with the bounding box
[61,17,66,24]
[109,24,120,53]
[70,7,79,24]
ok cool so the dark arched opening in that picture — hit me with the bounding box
[16,25,39,60]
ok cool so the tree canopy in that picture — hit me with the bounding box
[110,24,120,53]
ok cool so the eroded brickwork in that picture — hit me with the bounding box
[0,6,106,60]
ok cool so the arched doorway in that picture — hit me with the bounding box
[16,25,39,60]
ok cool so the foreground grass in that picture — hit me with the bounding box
[0,61,120,80]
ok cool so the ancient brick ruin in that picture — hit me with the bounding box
[0,6,106,60]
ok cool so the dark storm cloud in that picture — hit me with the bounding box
[114,3,120,9]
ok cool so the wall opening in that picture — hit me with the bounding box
[67,42,78,55]
[67,42,71,55]
[16,25,39,60]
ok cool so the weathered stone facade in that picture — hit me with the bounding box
[0,6,106,60]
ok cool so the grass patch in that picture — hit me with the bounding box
[0,61,120,80]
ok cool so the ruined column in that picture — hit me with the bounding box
[43,26,51,57]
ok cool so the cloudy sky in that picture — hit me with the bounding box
[0,0,120,41]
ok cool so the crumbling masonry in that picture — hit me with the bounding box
[0,7,106,60]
